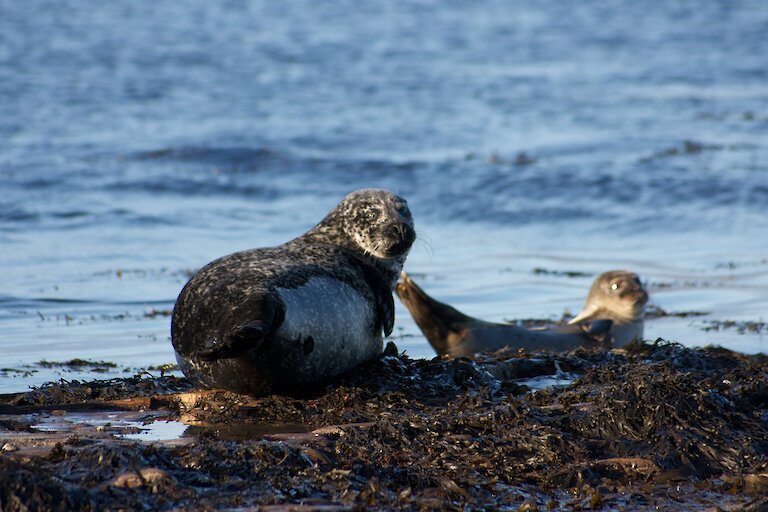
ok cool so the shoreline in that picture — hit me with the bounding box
[2,340,767,510]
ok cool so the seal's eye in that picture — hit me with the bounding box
[364,208,380,221]
[610,282,620,291]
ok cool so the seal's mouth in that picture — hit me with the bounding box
[623,287,649,308]
[615,289,649,321]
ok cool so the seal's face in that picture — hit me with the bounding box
[570,270,649,324]
[340,189,416,259]
[600,271,649,319]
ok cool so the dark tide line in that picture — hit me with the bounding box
[0,296,174,310]
[0,206,187,230]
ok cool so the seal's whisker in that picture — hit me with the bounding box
[414,231,434,258]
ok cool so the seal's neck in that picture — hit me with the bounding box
[301,213,359,255]
[302,210,348,246]
[370,254,408,290]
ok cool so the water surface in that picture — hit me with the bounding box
[2,0,767,392]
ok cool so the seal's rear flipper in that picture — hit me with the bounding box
[198,321,269,361]
[396,272,477,355]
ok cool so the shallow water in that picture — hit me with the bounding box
[2,1,767,392]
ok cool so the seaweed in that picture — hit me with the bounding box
[2,341,767,510]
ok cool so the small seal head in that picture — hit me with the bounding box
[568,270,649,325]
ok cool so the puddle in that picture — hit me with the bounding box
[516,374,575,390]
[9,409,314,443]
[506,359,576,391]
[119,418,312,441]
[182,421,312,440]
[27,411,173,438]
[120,419,189,441]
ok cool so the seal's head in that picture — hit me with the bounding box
[568,270,648,325]
[312,188,416,261]
[341,189,416,259]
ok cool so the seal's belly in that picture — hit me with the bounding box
[273,276,382,383]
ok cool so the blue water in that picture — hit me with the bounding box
[2,1,767,392]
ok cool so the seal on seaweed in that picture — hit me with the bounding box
[171,188,416,395]
[396,270,648,357]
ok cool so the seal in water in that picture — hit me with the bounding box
[396,270,648,358]
[172,189,416,395]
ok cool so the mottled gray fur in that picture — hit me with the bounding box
[172,189,415,395]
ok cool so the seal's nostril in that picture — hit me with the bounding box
[388,223,416,246]
[403,223,416,243]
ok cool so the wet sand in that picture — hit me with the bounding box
[2,341,767,511]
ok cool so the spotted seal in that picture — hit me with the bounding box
[396,270,648,358]
[171,189,416,395]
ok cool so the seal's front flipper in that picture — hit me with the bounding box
[585,319,613,336]
[198,320,269,361]
[579,319,614,347]
[377,289,396,337]
[359,263,396,336]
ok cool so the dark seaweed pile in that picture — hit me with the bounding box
[2,341,768,511]
[3,374,191,409]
